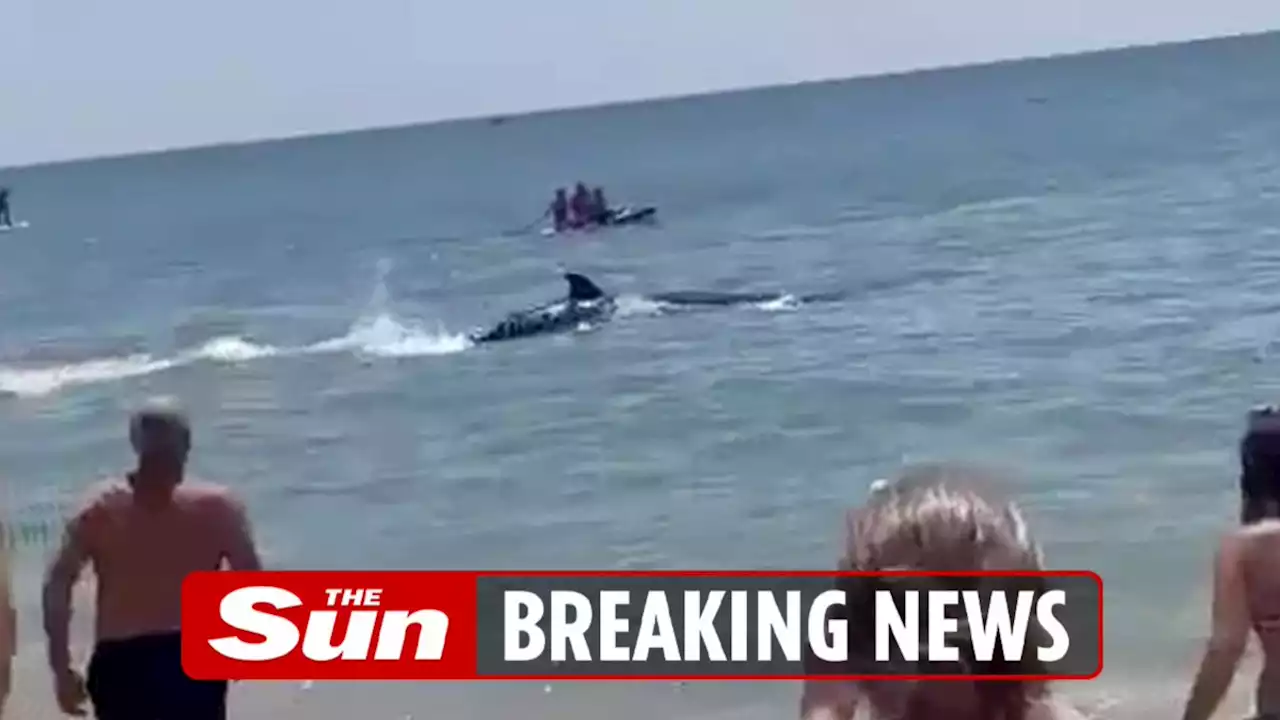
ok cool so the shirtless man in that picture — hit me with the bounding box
[1182,406,1280,720]
[42,398,262,719]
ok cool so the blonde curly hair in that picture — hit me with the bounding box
[809,463,1053,720]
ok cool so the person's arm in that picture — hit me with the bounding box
[221,494,262,571]
[42,509,92,675]
[1181,532,1251,720]
[0,520,13,713]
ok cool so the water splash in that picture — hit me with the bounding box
[308,313,470,358]
[0,259,471,398]
[612,294,666,317]
[755,294,800,312]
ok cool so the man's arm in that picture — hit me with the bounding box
[42,514,90,674]
[222,494,262,571]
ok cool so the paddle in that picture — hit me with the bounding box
[505,208,550,236]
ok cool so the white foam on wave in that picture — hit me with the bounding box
[0,258,478,398]
[613,294,667,317]
[185,336,279,363]
[0,315,471,399]
[755,294,800,312]
[0,354,177,397]
[307,312,471,358]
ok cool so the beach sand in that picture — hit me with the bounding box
[1,628,1260,720]
[1,665,1259,720]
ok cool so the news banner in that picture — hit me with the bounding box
[180,571,1103,681]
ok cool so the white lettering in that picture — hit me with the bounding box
[209,585,450,664]
[964,590,1032,662]
[598,591,631,661]
[684,591,726,661]
[633,591,680,661]
[757,591,802,662]
[927,590,960,662]
[875,589,919,662]
[374,609,450,660]
[209,586,304,661]
[322,588,382,607]
[302,610,379,660]
[1036,590,1070,662]
[729,590,748,661]
[809,590,848,662]
[550,591,593,662]
[503,591,544,661]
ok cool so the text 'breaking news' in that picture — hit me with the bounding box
[180,571,1103,681]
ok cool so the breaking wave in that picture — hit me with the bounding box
[0,260,472,398]
[0,313,471,398]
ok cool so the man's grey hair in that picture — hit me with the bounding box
[129,396,191,452]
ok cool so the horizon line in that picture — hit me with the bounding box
[5,27,1276,173]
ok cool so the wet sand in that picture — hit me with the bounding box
[1,640,1260,720]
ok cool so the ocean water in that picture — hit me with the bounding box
[4,31,1280,717]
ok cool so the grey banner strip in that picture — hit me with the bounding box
[473,575,1101,677]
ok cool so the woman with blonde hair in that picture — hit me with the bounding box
[801,464,1086,720]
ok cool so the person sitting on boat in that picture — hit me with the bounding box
[569,182,593,228]
[590,187,613,225]
[548,188,569,232]
[0,188,11,227]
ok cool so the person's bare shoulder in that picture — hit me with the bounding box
[1237,519,1280,540]
[70,478,130,518]
[177,480,247,516]
[1228,520,1280,564]
[81,477,128,498]
[53,479,130,552]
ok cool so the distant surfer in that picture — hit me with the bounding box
[548,188,569,232]
[0,188,11,227]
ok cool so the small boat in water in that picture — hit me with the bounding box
[543,205,658,236]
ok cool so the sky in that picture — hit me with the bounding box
[3,1,1280,167]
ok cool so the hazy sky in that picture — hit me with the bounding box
[3,1,1279,166]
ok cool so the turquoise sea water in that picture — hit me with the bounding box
[4,31,1280,717]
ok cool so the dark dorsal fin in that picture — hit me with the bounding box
[564,272,605,301]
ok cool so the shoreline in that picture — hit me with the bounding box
[1,667,1257,720]
[1,624,1259,720]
